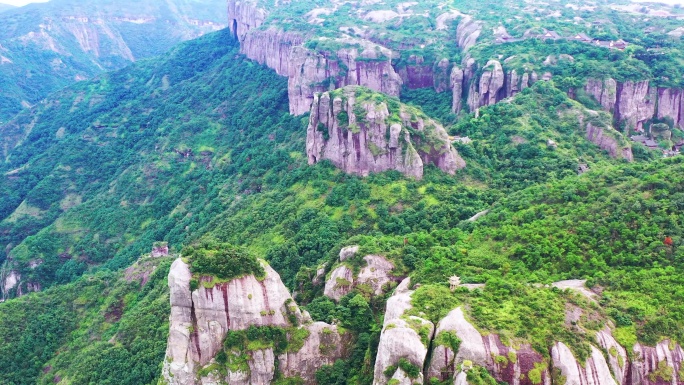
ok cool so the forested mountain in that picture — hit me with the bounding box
[0,0,683,384]
[0,0,226,123]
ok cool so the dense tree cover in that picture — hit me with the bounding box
[183,241,264,281]
[0,257,171,385]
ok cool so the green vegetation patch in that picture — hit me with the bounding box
[183,240,265,281]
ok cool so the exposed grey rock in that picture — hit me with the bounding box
[435,58,452,93]
[657,88,684,129]
[357,255,395,296]
[631,340,684,385]
[451,66,465,114]
[324,254,396,300]
[615,81,656,132]
[595,328,628,385]
[373,287,434,385]
[467,60,504,111]
[307,86,465,179]
[339,245,360,262]
[279,322,349,384]
[551,342,616,385]
[456,16,482,51]
[586,122,633,161]
[323,265,354,301]
[427,307,549,385]
[289,39,403,115]
[161,258,320,385]
[585,78,617,112]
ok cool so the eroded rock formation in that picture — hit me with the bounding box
[161,258,347,385]
[306,86,465,179]
[373,278,434,385]
[324,253,397,301]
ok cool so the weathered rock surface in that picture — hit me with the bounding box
[161,258,344,385]
[339,245,360,262]
[467,60,504,112]
[324,254,396,301]
[583,78,684,131]
[595,328,628,385]
[279,322,350,383]
[551,342,616,385]
[586,122,634,161]
[451,66,465,114]
[288,39,403,115]
[228,1,403,115]
[615,81,656,132]
[357,255,395,296]
[323,265,354,301]
[456,16,482,51]
[373,279,435,385]
[427,307,549,385]
[631,340,684,385]
[585,78,617,112]
[306,86,465,179]
[657,88,684,129]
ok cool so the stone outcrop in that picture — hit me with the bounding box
[456,16,482,51]
[161,258,346,385]
[451,66,465,114]
[306,86,465,179]
[584,78,684,131]
[373,278,435,385]
[324,252,397,301]
[288,39,402,115]
[228,1,403,115]
[595,329,628,385]
[586,122,634,161]
[585,78,617,112]
[427,307,549,385]
[551,342,616,385]
[615,81,656,132]
[467,60,505,112]
[279,322,350,383]
[323,265,354,301]
[657,88,684,129]
[631,340,684,385]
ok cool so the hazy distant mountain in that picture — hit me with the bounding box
[0,0,226,122]
[0,4,16,13]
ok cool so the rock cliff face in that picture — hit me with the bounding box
[288,39,403,115]
[161,258,347,385]
[306,86,465,179]
[373,278,434,385]
[551,342,616,385]
[467,60,505,112]
[584,78,684,131]
[324,250,397,301]
[371,280,684,385]
[615,81,656,132]
[228,1,402,115]
[427,307,549,385]
[586,122,634,161]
